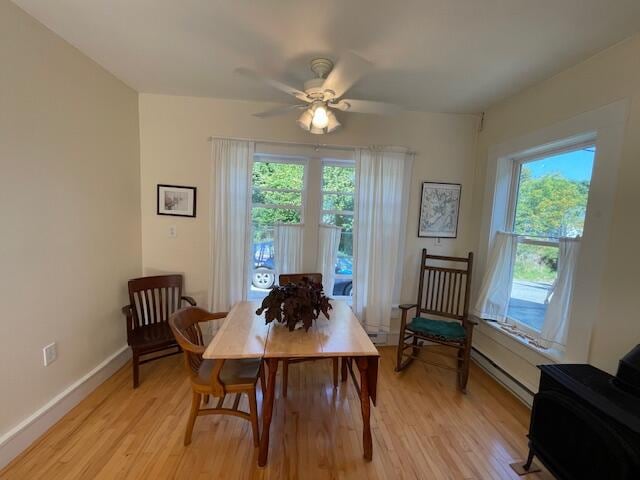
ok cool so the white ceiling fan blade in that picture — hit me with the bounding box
[332,99,403,115]
[253,104,307,118]
[322,51,373,99]
[235,67,309,102]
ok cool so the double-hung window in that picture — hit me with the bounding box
[250,157,305,293]
[249,153,355,299]
[321,161,355,297]
[506,145,595,333]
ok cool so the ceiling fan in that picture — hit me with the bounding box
[236,52,403,134]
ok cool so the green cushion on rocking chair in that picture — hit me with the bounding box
[406,317,466,342]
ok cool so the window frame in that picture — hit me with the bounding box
[503,141,596,334]
[251,154,308,218]
[248,153,357,300]
[476,100,627,369]
[249,155,308,297]
[320,158,356,300]
[506,140,596,241]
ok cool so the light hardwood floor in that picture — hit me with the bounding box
[1,347,551,479]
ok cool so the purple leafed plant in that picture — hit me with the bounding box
[256,277,332,331]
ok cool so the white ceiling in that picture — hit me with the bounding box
[12,0,640,113]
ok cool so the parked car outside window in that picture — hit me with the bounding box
[251,240,352,296]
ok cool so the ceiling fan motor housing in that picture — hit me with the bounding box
[303,78,327,99]
[306,58,336,101]
[310,58,333,78]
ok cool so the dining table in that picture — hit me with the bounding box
[203,299,380,467]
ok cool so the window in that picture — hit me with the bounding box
[506,145,595,332]
[321,161,355,297]
[250,158,305,293]
[249,153,356,299]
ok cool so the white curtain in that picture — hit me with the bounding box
[274,223,304,280]
[473,231,519,321]
[354,148,413,335]
[209,139,253,312]
[539,237,580,348]
[317,224,342,295]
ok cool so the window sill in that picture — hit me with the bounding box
[482,319,564,363]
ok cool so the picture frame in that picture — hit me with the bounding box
[418,182,461,238]
[157,184,197,217]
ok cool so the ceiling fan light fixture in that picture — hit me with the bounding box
[298,107,341,135]
[326,110,341,133]
[311,102,329,129]
[297,109,313,131]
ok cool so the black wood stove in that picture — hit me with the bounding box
[522,345,640,479]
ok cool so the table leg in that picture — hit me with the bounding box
[356,357,373,461]
[341,356,348,382]
[258,358,278,467]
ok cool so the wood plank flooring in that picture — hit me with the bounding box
[1,347,551,479]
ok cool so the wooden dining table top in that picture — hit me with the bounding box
[203,299,379,360]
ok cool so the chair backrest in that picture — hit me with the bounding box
[169,307,224,394]
[128,275,183,329]
[279,273,323,285]
[416,249,473,322]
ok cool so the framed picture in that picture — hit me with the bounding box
[157,184,197,217]
[418,182,461,238]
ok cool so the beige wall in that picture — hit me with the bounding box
[471,34,640,386]
[0,0,141,436]
[139,93,478,332]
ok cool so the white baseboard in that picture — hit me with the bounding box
[0,346,131,470]
[471,348,534,406]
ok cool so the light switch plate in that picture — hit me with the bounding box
[168,225,177,238]
[43,342,57,366]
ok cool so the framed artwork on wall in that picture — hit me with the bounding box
[157,184,197,217]
[418,182,461,238]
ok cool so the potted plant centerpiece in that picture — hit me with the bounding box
[256,277,332,331]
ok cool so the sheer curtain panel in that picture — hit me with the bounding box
[317,224,342,295]
[274,223,304,280]
[209,139,253,312]
[473,231,519,321]
[539,237,580,348]
[353,147,413,335]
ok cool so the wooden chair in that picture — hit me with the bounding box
[278,273,339,397]
[169,307,264,447]
[396,250,475,392]
[121,275,196,388]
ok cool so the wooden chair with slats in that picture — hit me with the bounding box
[278,273,339,397]
[121,275,196,388]
[169,307,264,447]
[395,249,475,392]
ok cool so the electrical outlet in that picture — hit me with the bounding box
[43,342,57,366]
[168,225,177,238]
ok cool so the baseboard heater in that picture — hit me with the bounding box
[471,347,535,406]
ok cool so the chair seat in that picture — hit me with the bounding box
[196,358,261,387]
[128,322,176,348]
[406,317,466,342]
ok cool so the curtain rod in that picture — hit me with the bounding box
[207,135,416,155]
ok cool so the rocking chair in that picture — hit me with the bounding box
[395,249,475,392]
